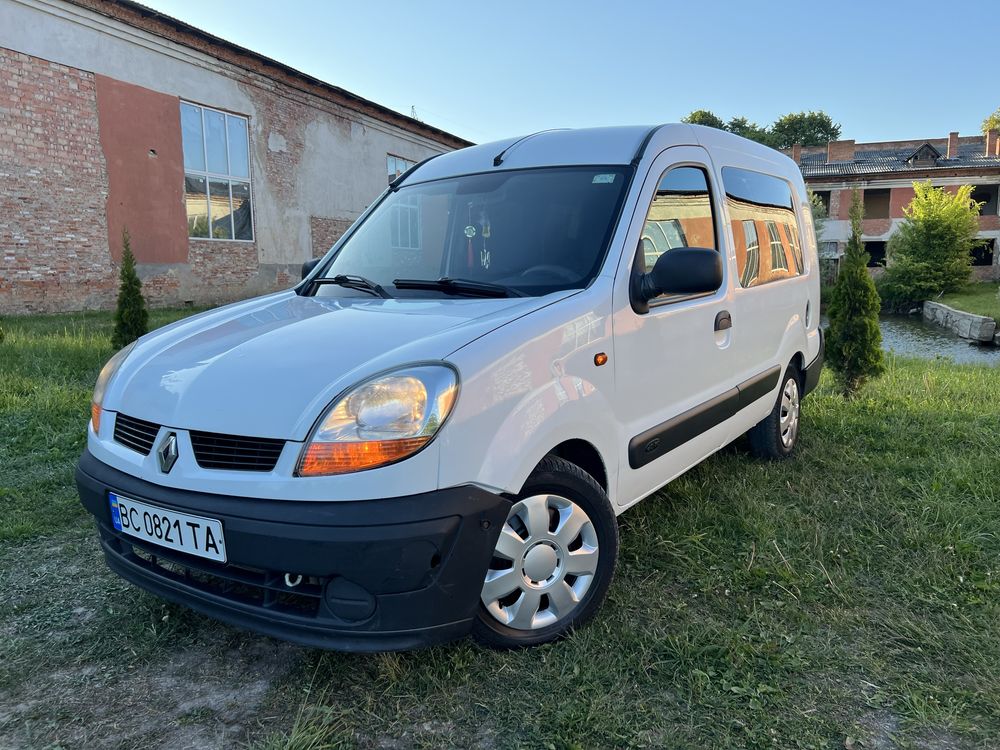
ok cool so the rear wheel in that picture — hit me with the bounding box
[472,456,618,649]
[748,366,801,459]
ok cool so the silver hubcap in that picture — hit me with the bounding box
[481,494,599,630]
[779,378,800,448]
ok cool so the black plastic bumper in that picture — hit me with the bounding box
[802,328,824,398]
[76,449,510,651]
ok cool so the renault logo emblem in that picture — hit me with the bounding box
[157,432,179,473]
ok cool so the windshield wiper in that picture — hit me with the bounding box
[392,277,526,298]
[310,274,392,298]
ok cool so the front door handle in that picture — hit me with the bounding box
[715,311,732,332]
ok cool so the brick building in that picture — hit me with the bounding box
[0,0,469,314]
[791,132,1000,280]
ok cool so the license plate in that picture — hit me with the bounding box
[109,493,227,563]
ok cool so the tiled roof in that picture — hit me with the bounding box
[798,139,1000,178]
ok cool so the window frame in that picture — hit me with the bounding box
[740,220,760,288]
[639,162,722,310]
[181,101,255,243]
[387,154,416,185]
[766,221,788,272]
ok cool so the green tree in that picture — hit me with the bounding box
[825,189,884,396]
[982,107,1000,134]
[726,116,773,146]
[878,182,980,310]
[769,111,841,149]
[112,228,149,350]
[681,109,726,130]
[808,189,828,242]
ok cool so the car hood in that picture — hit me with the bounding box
[107,291,568,440]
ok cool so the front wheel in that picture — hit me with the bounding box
[748,366,801,459]
[472,456,618,649]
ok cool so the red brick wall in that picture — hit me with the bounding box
[889,187,915,217]
[310,216,353,258]
[96,75,188,264]
[834,189,855,220]
[862,218,892,236]
[0,48,113,313]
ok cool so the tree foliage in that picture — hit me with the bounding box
[808,189,828,242]
[112,228,149,350]
[878,182,980,310]
[982,107,1000,135]
[680,109,840,149]
[825,190,884,396]
[681,109,727,130]
[769,111,842,149]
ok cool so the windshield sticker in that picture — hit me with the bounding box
[592,173,616,184]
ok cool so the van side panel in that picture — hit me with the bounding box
[440,281,621,506]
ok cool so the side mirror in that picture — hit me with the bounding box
[633,247,722,310]
[301,258,321,280]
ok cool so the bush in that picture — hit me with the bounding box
[825,189,884,396]
[879,182,980,310]
[111,228,148,350]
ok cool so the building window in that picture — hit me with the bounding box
[740,220,760,287]
[766,221,788,271]
[390,197,421,250]
[783,223,802,272]
[972,185,999,216]
[181,102,253,241]
[862,188,890,220]
[813,190,831,214]
[387,154,415,184]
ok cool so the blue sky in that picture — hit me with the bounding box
[140,0,997,145]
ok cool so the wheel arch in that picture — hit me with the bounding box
[541,438,608,492]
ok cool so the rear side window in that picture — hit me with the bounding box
[722,167,802,288]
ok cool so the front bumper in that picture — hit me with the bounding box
[76,449,510,651]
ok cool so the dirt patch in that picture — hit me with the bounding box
[0,531,302,749]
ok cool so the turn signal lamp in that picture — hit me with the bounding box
[91,341,136,433]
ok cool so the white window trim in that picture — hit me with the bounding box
[182,100,255,243]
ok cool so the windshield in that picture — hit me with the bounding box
[313,166,630,298]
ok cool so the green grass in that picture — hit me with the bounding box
[2,310,999,749]
[937,281,1000,322]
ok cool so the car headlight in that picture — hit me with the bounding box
[91,342,136,433]
[297,365,458,477]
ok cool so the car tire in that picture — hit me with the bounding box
[748,365,802,459]
[471,455,619,649]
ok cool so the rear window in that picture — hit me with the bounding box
[722,167,803,288]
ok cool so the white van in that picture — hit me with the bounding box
[77,124,823,651]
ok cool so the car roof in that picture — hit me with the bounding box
[400,124,799,186]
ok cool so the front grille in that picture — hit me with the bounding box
[189,430,285,472]
[113,413,160,455]
[116,537,322,618]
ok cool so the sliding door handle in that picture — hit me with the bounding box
[715,311,732,332]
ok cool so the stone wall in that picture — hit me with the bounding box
[923,300,997,342]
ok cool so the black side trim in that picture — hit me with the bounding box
[802,329,824,398]
[628,366,781,469]
[737,366,781,409]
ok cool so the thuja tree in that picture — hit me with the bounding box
[826,189,884,396]
[112,228,149,350]
[879,181,980,310]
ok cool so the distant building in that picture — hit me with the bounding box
[0,0,469,314]
[789,132,1000,281]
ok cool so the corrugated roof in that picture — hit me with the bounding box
[798,138,1000,178]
